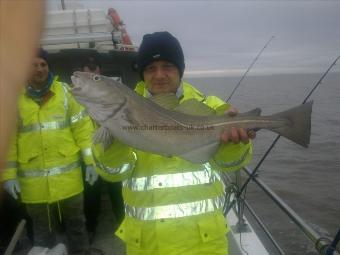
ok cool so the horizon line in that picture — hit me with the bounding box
[184,67,340,78]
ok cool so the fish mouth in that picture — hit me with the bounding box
[70,74,82,90]
[71,71,92,89]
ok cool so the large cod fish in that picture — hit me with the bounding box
[71,72,312,164]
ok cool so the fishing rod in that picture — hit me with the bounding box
[238,54,340,196]
[225,35,275,102]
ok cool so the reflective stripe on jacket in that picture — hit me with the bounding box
[2,77,95,203]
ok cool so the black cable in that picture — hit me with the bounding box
[325,229,340,255]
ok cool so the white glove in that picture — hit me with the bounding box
[27,243,67,255]
[47,243,67,255]
[85,165,98,186]
[27,247,49,255]
[4,179,21,199]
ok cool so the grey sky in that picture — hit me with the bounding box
[47,0,340,76]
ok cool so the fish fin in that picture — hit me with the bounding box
[149,93,180,110]
[238,108,262,117]
[179,142,220,163]
[93,126,114,149]
[175,99,215,116]
[269,101,313,147]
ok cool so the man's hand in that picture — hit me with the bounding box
[85,165,98,185]
[3,179,21,199]
[220,106,256,144]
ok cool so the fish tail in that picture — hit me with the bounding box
[269,101,313,147]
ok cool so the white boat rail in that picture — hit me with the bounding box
[41,33,137,52]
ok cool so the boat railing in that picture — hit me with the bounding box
[223,166,339,255]
[41,32,112,45]
[41,33,138,52]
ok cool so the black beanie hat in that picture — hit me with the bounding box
[37,48,48,63]
[137,31,185,80]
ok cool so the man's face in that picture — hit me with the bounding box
[29,57,49,88]
[143,60,181,95]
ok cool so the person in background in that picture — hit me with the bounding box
[1,48,97,255]
[80,56,125,242]
[93,31,255,255]
[81,56,101,75]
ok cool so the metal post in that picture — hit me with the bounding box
[235,171,248,232]
[4,220,26,255]
[61,0,66,10]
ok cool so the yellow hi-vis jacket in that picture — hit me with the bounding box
[2,77,94,204]
[93,81,252,255]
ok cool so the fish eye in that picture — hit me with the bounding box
[93,75,101,82]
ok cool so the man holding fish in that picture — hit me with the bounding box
[79,31,256,255]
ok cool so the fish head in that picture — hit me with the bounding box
[71,71,119,104]
[70,71,126,123]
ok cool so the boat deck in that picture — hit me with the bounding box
[10,191,125,255]
[89,193,125,255]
